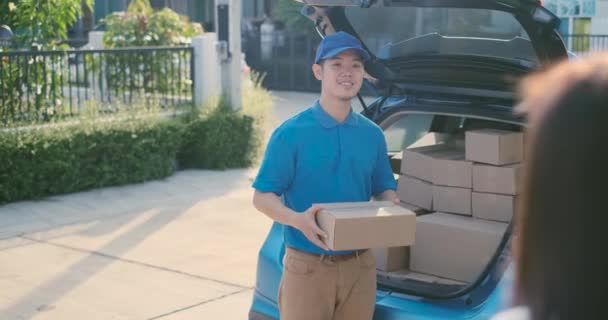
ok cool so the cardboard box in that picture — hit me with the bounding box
[466,129,523,165]
[397,175,433,210]
[400,144,446,181]
[473,164,521,195]
[410,213,508,282]
[401,143,465,181]
[472,192,516,222]
[431,149,473,188]
[372,246,410,272]
[433,185,472,216]
[315,201,416,251]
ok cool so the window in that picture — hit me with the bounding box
[382,114,434,153]
[345,7,537,63]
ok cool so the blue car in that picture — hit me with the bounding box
[249,1,568,319]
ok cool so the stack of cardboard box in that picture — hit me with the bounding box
[467,129,523,222]
[397,141,474,215]
[377,129,523,282]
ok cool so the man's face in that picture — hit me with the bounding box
[313,50,364,101]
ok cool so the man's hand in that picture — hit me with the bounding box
[290,205,330,251]
[252,192,330,250]
[374,189,400,205]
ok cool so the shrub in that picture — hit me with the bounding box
[102,0,203,48]
[0,117,183,204]
[178,106,255,169]
[0,85,273,204]
[177,83,273,170]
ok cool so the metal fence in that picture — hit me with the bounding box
[246,32,322,93]
[0,46,193,124]
[562,34,608,55]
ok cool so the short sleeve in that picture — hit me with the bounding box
[252,128,295,196]
[372,132,397,195]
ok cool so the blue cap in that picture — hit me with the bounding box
[314,31,370,64]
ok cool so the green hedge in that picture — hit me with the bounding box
[178,107,258,169]
[0,118,183,203]
[177,84,271,170]
[0,85,272,204]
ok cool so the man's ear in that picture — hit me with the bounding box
[312,63,323,81]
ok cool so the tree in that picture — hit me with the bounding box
[0,0,18,30]
[274,0,313,33]
[10,0,93,49]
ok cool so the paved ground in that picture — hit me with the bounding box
[0,90,319,320]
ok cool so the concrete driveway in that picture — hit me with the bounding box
[0,91,321,320]
[0,168,271,320]
[0,92,370,320]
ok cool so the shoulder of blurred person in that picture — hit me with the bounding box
[491,306,530,320]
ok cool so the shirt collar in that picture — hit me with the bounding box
[312,100,358,128]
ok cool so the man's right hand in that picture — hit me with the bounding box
[290,205,330,251]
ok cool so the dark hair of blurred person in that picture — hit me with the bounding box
[508,54,608,320]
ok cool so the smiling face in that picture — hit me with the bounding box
[313,50,365,102]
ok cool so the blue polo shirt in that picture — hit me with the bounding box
[252,101,397,255]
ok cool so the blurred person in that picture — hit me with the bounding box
[493,54,608,320]
[252,32,398,320]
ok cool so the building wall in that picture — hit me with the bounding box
[591,0,608,33]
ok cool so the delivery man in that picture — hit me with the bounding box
[252,31,399,320]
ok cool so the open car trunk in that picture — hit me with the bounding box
[300,0,567,98]
[369,104,522,301]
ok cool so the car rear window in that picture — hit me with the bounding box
[345,7,538,64]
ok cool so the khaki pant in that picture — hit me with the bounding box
[278,247,377,320]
